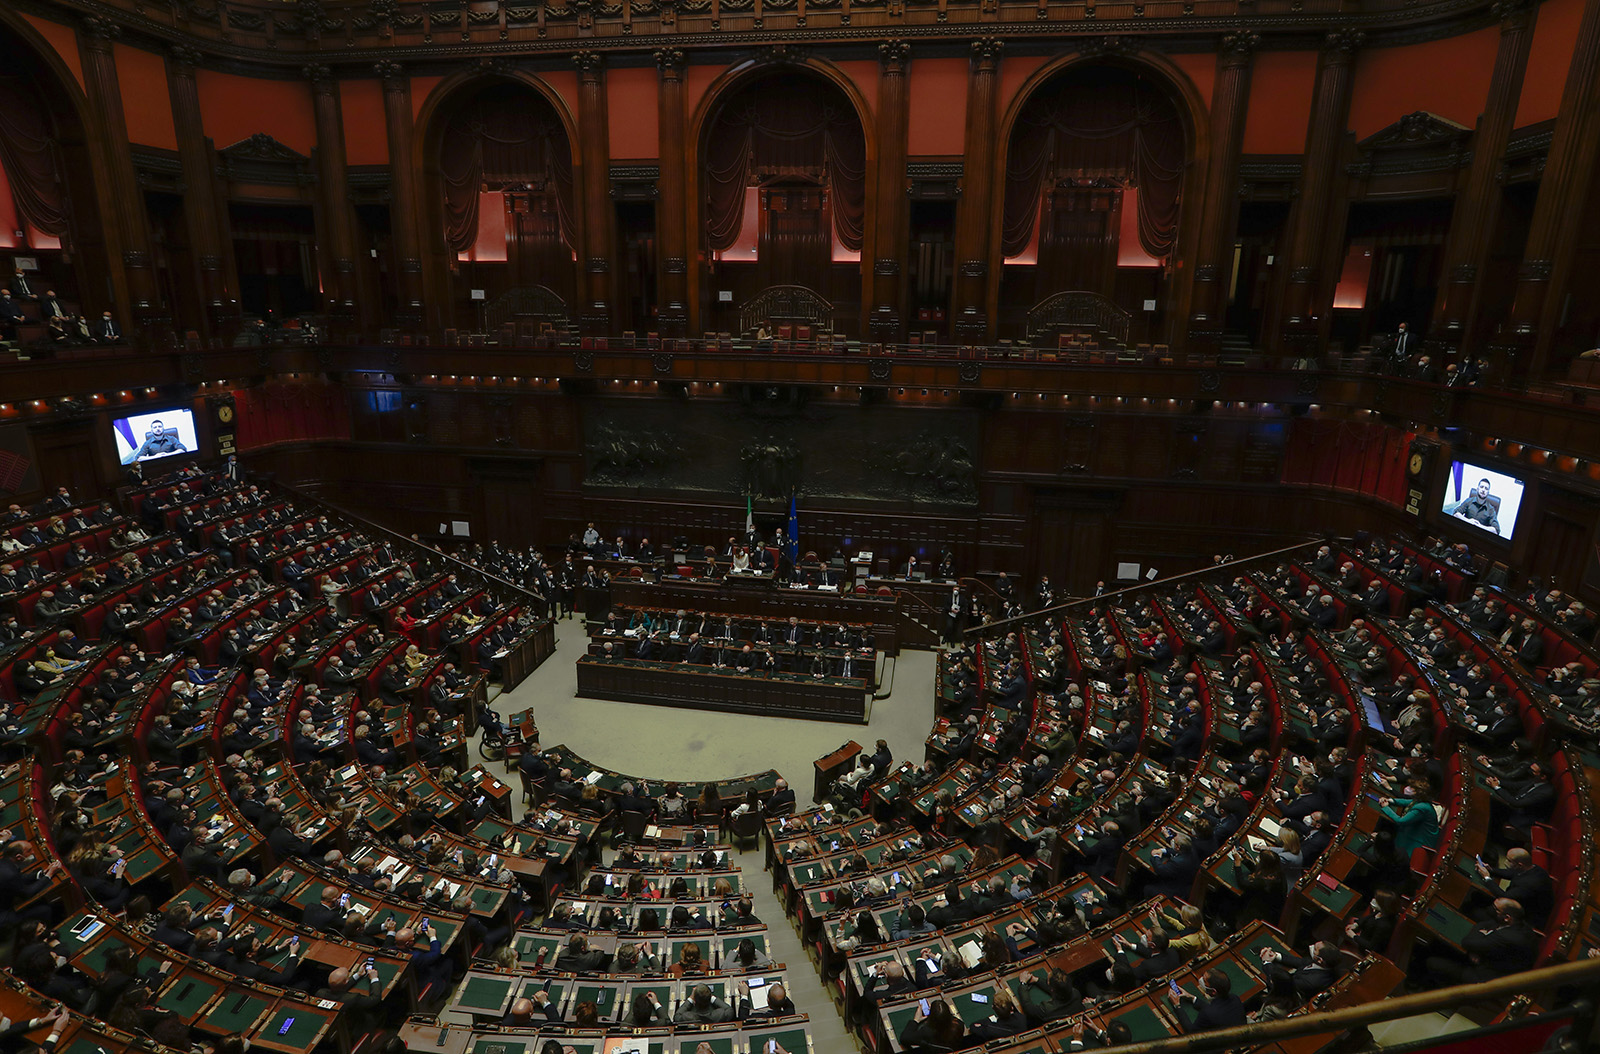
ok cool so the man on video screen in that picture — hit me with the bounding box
[123,419,187,464]
[1447,478,1501,535]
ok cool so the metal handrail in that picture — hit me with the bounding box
[964,539,1325,637]
[266,478,551,616]
[1083,954,1600,1054]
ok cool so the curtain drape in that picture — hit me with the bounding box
[0,71,70,237]
[440,87,575,254]
[702,78,867,253]
[1001,72,1184,259]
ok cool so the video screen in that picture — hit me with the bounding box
[113,408,197,466]
[1440,461,1525,541]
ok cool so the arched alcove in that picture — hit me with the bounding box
[692,65,872,336]
[418,76,581,333]
[995,59,1204,345]
[0,14,118,323]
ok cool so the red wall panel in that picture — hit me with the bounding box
[607,67,659,159]
[116,45,177,150]
[835,60,880,120]
[1242,51,1317,155]
[1517,0,1586,127]
[1348,28,1499,139]
[20,14,84,93]
[907,58,968,156]
[411,76,444,123]
[1169,52,1216,111]
[999,55,1050,121]
[340,78,390,166]
[197,71,315,154]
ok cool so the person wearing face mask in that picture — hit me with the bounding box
[1472,848,1553,930]
[1166,968,1245,1032]
[1258,941,1342,1003]
[1344,889,1401,954]
[1375,777,1442,856]
[1418,898,1536,989]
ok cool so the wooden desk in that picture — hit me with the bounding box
[578,657,867,724]
[813,740,862,803]
[497,620,556,691]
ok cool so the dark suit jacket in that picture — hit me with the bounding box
[1175,994,1246,1032]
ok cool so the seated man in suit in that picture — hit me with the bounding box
[1474,849,1553,930]
[763,778,795,816]
[1259,941,1341,1004]
[674,984,739,1024]
[1166,969,1246,1032]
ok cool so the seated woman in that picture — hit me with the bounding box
[1376,777,1443,857]
[898,998,967,1053]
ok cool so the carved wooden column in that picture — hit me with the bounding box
[375,61,424,331]
[1431,0,1537,356]
[869,41,912,341]
[305,64,361,334]
[78,17,164,338]
[165,44,231,345]
[952,38,1003,344]
[655,49,689,337]
[1273,30,1362,358]
[1501,0,1600,381]
[1187,32,1257,356]
[575,51,616,336]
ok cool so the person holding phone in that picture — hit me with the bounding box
[898,996,965,1052]
[314,963,385,1025]
[969,988,1028,1041]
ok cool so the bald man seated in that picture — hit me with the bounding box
[315,963,385,1018]
[503,989,561,1026]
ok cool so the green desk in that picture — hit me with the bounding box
[671,1035,734,1054]
[158,971,226,1018]
[720,933,769,966]
[1233,926,1295,967]
[1181,952,1264,1005]
[1418,901,1475,950]
[571,980,625,1022]
[744,1025,811,1054]
[252,1004,337,1054]
[467,884,510,917]
[59,1030,139,1054]
[1104,998,1174,1042]
[1302,874,1359,919]
[951,982,1012,1028]
[884,1003,921,1044]
[471,1038,541,1054]
[199,991,274,1035]
[515,932,564,967]
[455,973,517,1016]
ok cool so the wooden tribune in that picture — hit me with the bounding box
[576,657,868,723]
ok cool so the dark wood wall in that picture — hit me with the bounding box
[238,382,1436,597]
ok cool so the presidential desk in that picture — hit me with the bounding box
[577,656,869,724]
[607,579,900,656]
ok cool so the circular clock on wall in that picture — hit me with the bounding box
[217,404,235,424]
[1409,452,1425,476]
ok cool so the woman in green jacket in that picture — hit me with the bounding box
[1377,779,1443,856]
